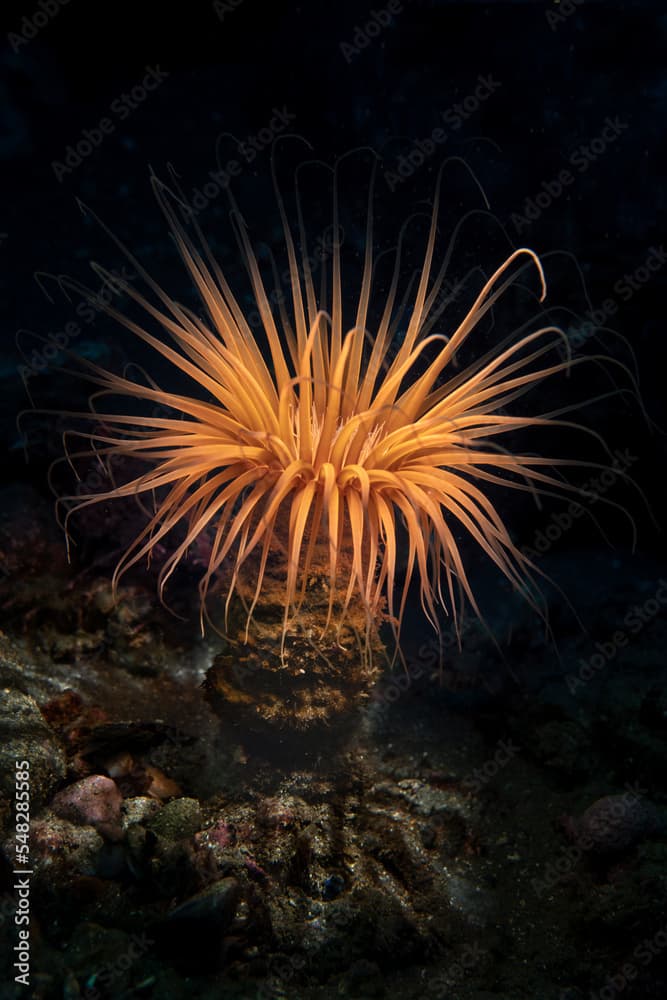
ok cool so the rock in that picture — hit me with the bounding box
[301,887,421,978]
[27,814,104,876]
[52,775,124,841]
[166,877,241,928]
[144,764,182,801]
[121,795,162,831]
[159,877,241,973]
[194,818,233,851]
[322,873,345,900]
[0,687,66,810]
[147,797,203,841]
[564,792,664,857]
[99,753,181,801]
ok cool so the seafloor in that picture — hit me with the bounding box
[1,482,666,1000]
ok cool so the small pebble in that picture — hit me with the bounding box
[52,775,124,841]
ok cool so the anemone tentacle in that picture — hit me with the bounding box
[54,166,611,654]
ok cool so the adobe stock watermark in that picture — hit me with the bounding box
[255,953,306,1000]
[212,0,244,21]
[565,578,667,696]
[532,781,647,898]
[368,612,488,717]
[429,943,487,998]
[8,0,73,54]
[81,932,154,1000]
[176,106,296,220]
[545,0,585,32]
[384,74,502,191]
[509,115,628,234]
[559,244,667,358]
[63,401,174,506]
[245,222,343,331]
[13,760,32,988]
[340,0,404,63]
[367,276,464,380]
[461,738,520,794]
[18,265,138,386]
[520,447,638,561]
[587,918,667,1000]
[51,66,170,182]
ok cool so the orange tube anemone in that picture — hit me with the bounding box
[52,158,609,663]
